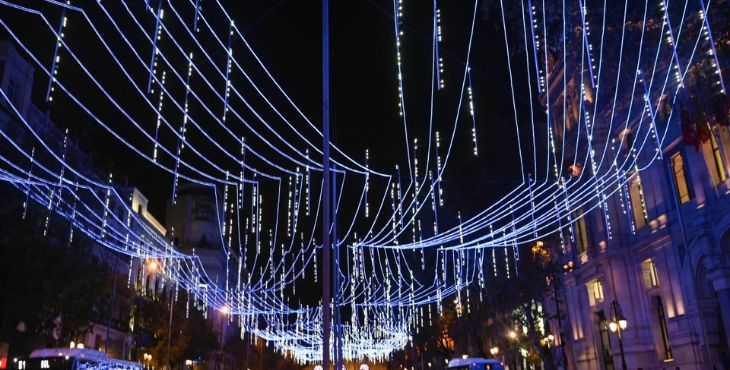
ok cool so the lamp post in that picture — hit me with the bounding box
[218,306,229,370]
[133,260,160,361]
[506,330,520,370]
[146,260,174,370]
[608,300,628,370]
[165,280,174,370]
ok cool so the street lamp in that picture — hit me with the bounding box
[489,347,499,357]
[541,335,554,348]
[147,259,160,272]
[505,331,520,370]
[608,300,628,370]
[143,353,153,370]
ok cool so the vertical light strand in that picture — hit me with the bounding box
[395,165,403,237]
[54,128,70,207]
[152,70,167,162]
[467,66,478,156]
[392,0,414,183]
[364,149,369,219]
[435,131,444,206]
[526,0,545,92]
[22,147,36,220]
[577,0,598,87]
[697,2,725,94]
[239,137,246,210]
[46,5,69,102]
[287,175,293,238]
[305,149,311,216]
[429,171,439,234]
[411,138,419,244]
[44,130,70,236]
[172,52,194,204]
[489,224,497,277]
[99,173,113,239]
[222,21,234,122]
[390,182,398,243]
[434,0,444,89]
[146,0,165,94]
[68,180,79,244]
[659,0,684,87]
[193,0,202,32]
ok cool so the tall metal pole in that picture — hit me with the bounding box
[333,165,342,370]
[617,329,627,370]
[321,0,332,368]
[166,286,173,370]
[105,253,119,354]
[611,301,627,370]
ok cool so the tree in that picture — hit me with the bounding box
[134,290,219,369]
[408,241,564,370]
[0,189,114,356]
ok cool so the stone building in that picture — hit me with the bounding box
[165,182,236,370]
[0,40,170,361]
[537,3,730,370]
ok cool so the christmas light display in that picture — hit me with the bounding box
[0,0,725,363]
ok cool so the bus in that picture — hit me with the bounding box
[446,357,505,370]
[12,348,142,370]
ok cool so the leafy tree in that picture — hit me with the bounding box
[0,191,113,356]
[409,241,564,370]
[134,291,218,368]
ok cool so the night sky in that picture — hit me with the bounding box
[2,0,542,226]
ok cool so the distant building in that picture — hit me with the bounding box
[165,182,236,370]
[165,182,226,287]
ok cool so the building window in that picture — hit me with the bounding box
[592,280,605,303]
[717,126,730,173]
[629,174,648,229]
[700,129,728,186]
[709,131,726,184]
[192,197,214,222]
[670,153,691,204]
[656,296,673,360]
[574,208,589,254]
[642,260,660,288]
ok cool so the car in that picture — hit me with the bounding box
[446,357,505,370]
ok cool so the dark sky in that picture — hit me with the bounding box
[2,0,541,225]
[212,0,538,223]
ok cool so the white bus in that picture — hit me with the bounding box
[446,357,505,370]
[13,348,142,370]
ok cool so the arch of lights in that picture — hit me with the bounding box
[0,0,725,363]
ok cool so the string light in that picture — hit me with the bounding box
[0,0,721,362]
